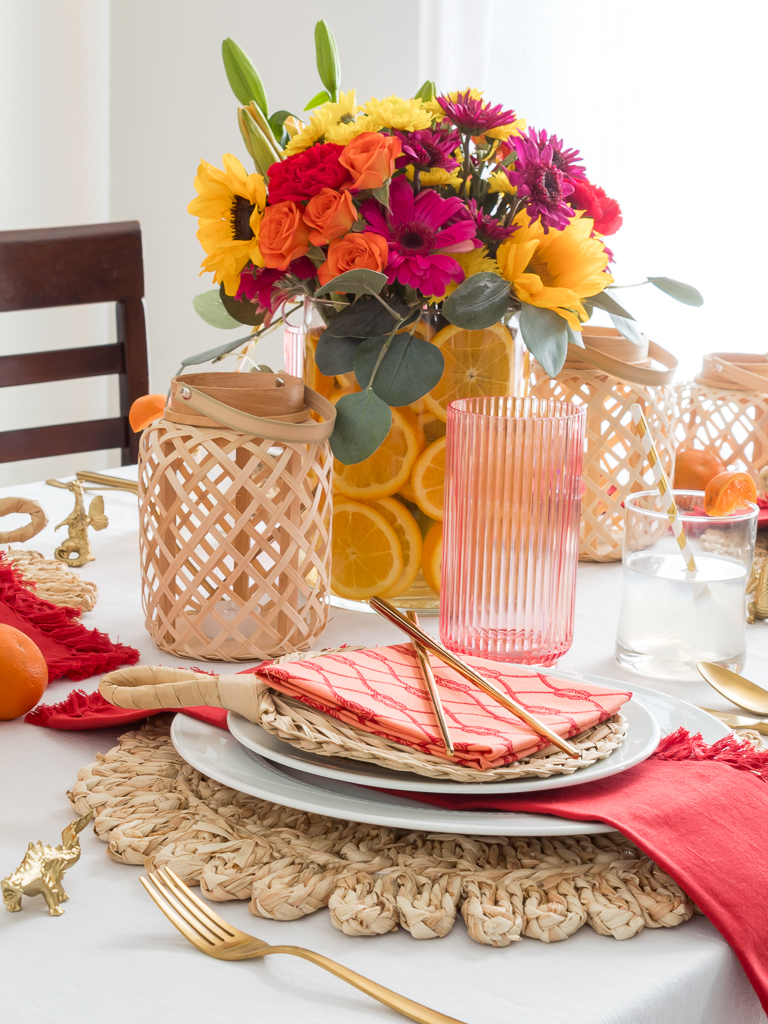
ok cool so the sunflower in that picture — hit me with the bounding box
[283,90,361,155]
[362,95,433,132]
[188,154,266,296]
[428,246,500,303]
[488,169,517,195]
[497,211,612,330]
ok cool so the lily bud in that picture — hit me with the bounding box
[238,108,280,176]
[222,38,269,115]
[314,21,340,101]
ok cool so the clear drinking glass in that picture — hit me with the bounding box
[615,490,758,680]
[440,396,585,665]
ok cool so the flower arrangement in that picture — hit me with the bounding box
[188,22,702,464]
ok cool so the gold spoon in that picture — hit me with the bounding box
[696,662,768,716]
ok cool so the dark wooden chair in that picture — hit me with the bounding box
[0,221,149,466]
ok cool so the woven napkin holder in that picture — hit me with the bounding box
[137,372,335,662]
[676,353,768,479]
[529,327,679,562]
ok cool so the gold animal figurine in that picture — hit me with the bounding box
[47,480,108,567]
[2,810,93,916]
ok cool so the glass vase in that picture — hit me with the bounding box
[440,396,585,665]
[287,298,519,611]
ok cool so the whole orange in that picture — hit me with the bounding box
[673,447,727,490]
[0,624,48,720]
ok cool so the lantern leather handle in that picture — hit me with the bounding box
[566,339,678,387]
[694,353,768,393]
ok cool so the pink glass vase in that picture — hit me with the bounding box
[440,396,585,666]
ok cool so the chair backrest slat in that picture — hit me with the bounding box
[0,344,125,388]
[0,418,129,464]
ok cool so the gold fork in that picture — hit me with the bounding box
[140,867,468,1024]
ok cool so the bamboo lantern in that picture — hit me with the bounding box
[675,354,768,480]
[529,328,679,562]
[138,372,335,661]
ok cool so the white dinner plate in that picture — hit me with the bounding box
[226,694,660,794]
[171,671,728,837]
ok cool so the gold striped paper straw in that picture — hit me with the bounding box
[630,403,697,573]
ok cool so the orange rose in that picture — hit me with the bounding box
[317,232,389,286]
[259,200,311,270]
[339,132,402,192]
[303,188,357,246]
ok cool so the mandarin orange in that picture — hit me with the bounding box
[0,624,48,720]
[703,471,757,517]
[129,394,166,432]
[673,447,727,490]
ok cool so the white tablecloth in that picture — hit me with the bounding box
[1,469,764,1024]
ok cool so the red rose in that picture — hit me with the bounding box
[267,144,351,203]
[570,179,623,236]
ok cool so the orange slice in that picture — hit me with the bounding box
[421,520,443,595]
[703,471,757,517]
[129,394,166,432]
[331,499,404,600]
[411,436,446,521]
[369,496,423,599]
[334,406,423,501]
[423,322,513,422]
[674,447,727,490]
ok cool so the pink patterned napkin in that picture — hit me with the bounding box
[260,645,631,770]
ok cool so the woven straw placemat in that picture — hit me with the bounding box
[69,718,696,946]
[6,549,98,611]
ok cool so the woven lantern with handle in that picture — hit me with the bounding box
[676,353,768,480]
[138,372,334,661]
[529,327,679,562]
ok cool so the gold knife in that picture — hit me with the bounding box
[699,706,768,736]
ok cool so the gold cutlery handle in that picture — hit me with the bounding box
[263,946,468,1024]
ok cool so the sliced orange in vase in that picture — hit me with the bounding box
[333,406,423,501]
[423,322,513,422]
[703,471,757,516]
[369,496,423,599]
[421,520,443,595]
[331,499,404,600]
[411,436,446,521]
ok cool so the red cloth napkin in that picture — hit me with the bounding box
[399,730,768,1016]
[25,688,228,730]
[0,554,139,681]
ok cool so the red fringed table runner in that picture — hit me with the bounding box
[0,553,139,681]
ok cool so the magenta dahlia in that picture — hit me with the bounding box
[526,128,586,181]
[505,135,575,232]
[361,177,477,295]
[237,257,315,312]
[394,127,461,171]
[467,200,517,249]
[437,90,517,136]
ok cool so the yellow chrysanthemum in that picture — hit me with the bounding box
[484,119,526,141]
[362,95,433,132]
[188,154,266,296]
[428,247,501,303]
[488,169,517,196]
[283,91,362,155]
[325,116,374,145]
[404,165,462,190]
[497,212,613,331]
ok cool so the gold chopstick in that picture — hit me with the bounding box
[76,471,138,494]
[370,597,579,759]
[407,610,454,756]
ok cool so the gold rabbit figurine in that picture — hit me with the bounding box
[2,810,93,916]
[52,480,108,566]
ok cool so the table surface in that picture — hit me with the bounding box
[1,468,764,1024]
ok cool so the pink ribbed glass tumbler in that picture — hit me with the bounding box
[440,396,585,666]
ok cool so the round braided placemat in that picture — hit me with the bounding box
[69,718,696,947]
[6,548,98,611]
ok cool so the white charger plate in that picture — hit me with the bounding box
[227,694,660,794]
[171,671,728,837]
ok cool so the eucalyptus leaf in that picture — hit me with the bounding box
[443,272,510,330]
[414,79,436,102]
[519,304,569,378]
[315,269,388,297]
[331,390,392,465]
[323,296,412,338]
[354,332,444,406]
[219,284,264,326]
[610,313,645,346]
[315,333,365,375]
[305,89,331,111]
[177,334,255,374]
[566,323,585,349]
[268,109,294,138]
[585,290,635,320]
[192,290,241,330]
[648,276,704,306]
[372,181,390,210]
[221,39,268,114]
[314,21,341,101]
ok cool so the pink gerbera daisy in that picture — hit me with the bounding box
[361,177,477,295]
[505,135,575,232]
[437,90,517,136]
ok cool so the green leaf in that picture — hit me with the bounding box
[372,181,390,210]
[221,39,268,114]
[192,290,242,330]
[305,90,331,111]
[354,332,444,407]
[610,313,644,346]
[314,21,341,101]
[219,283,264,326]
[566,323,585,349]
[323,296,412,338]
[315,333,364,375]
[414,79,436,102]
[648,276,704,306]
[443,272,510,330]
[331,390,391,465]
[268,109,294,138]
[314,269,389,297]
[519,304,569,378]
[585,290,635,320]
[177,333,255,374]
